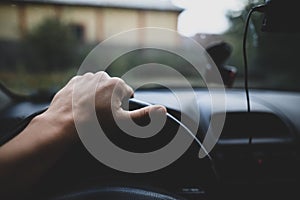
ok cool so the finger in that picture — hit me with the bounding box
[67,75,81,86]
[119,105,167,126]
[96,71,110,80]
[122,84,134,100]
[110,78,134,110]
[110,77,134,99]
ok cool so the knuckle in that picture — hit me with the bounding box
[70,75,80,82]
[96,71,110,80]
[110,77,125,86]
[83,72,94,77]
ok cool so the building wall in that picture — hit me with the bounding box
[26,5,57,30]
[60,6,98,42]
[0,2,180,45]
[0,4,20,40]
[144,11,179,46]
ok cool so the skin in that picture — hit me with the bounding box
[0,71,166,199]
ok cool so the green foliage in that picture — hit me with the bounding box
[107,48,199,79]
[23,18,78,72]
[223,0,300,91]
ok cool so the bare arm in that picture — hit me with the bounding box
[0,71,166,198]
[0,109,76,198]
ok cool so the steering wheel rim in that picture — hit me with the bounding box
[47,186,187,200]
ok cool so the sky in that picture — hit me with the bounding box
[171,0,248,37]
[54,0,249,37]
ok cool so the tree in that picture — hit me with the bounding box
[23,18,78,72]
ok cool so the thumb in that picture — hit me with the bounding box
[128,105,167,126]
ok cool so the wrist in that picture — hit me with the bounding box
[34,108,78,144]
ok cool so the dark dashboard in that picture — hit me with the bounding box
[1,88,300,200]
[135,88,300,185]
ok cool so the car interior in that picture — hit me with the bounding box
[0,0,300,199]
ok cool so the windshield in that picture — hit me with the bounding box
[0,0,299,94]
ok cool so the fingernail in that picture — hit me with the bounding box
[152,106,167,115]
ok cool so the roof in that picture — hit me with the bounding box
[14,0,183,12]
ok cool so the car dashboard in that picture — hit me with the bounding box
[0,88,300,200]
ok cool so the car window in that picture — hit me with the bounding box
[0,0,299,94]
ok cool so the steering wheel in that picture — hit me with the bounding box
[2,98,215,200]
[48,186,187,200]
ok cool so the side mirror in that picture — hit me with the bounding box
[206,41,237,88]
[219,65,237,88]
[261,0,300,32]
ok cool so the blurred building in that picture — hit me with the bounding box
[0,0,182,44]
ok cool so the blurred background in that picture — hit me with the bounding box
[0,0,299,94]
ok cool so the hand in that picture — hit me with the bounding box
[0,71,166,198]
[43,71,166,142]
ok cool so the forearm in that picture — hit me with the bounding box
[0,110,76,198]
